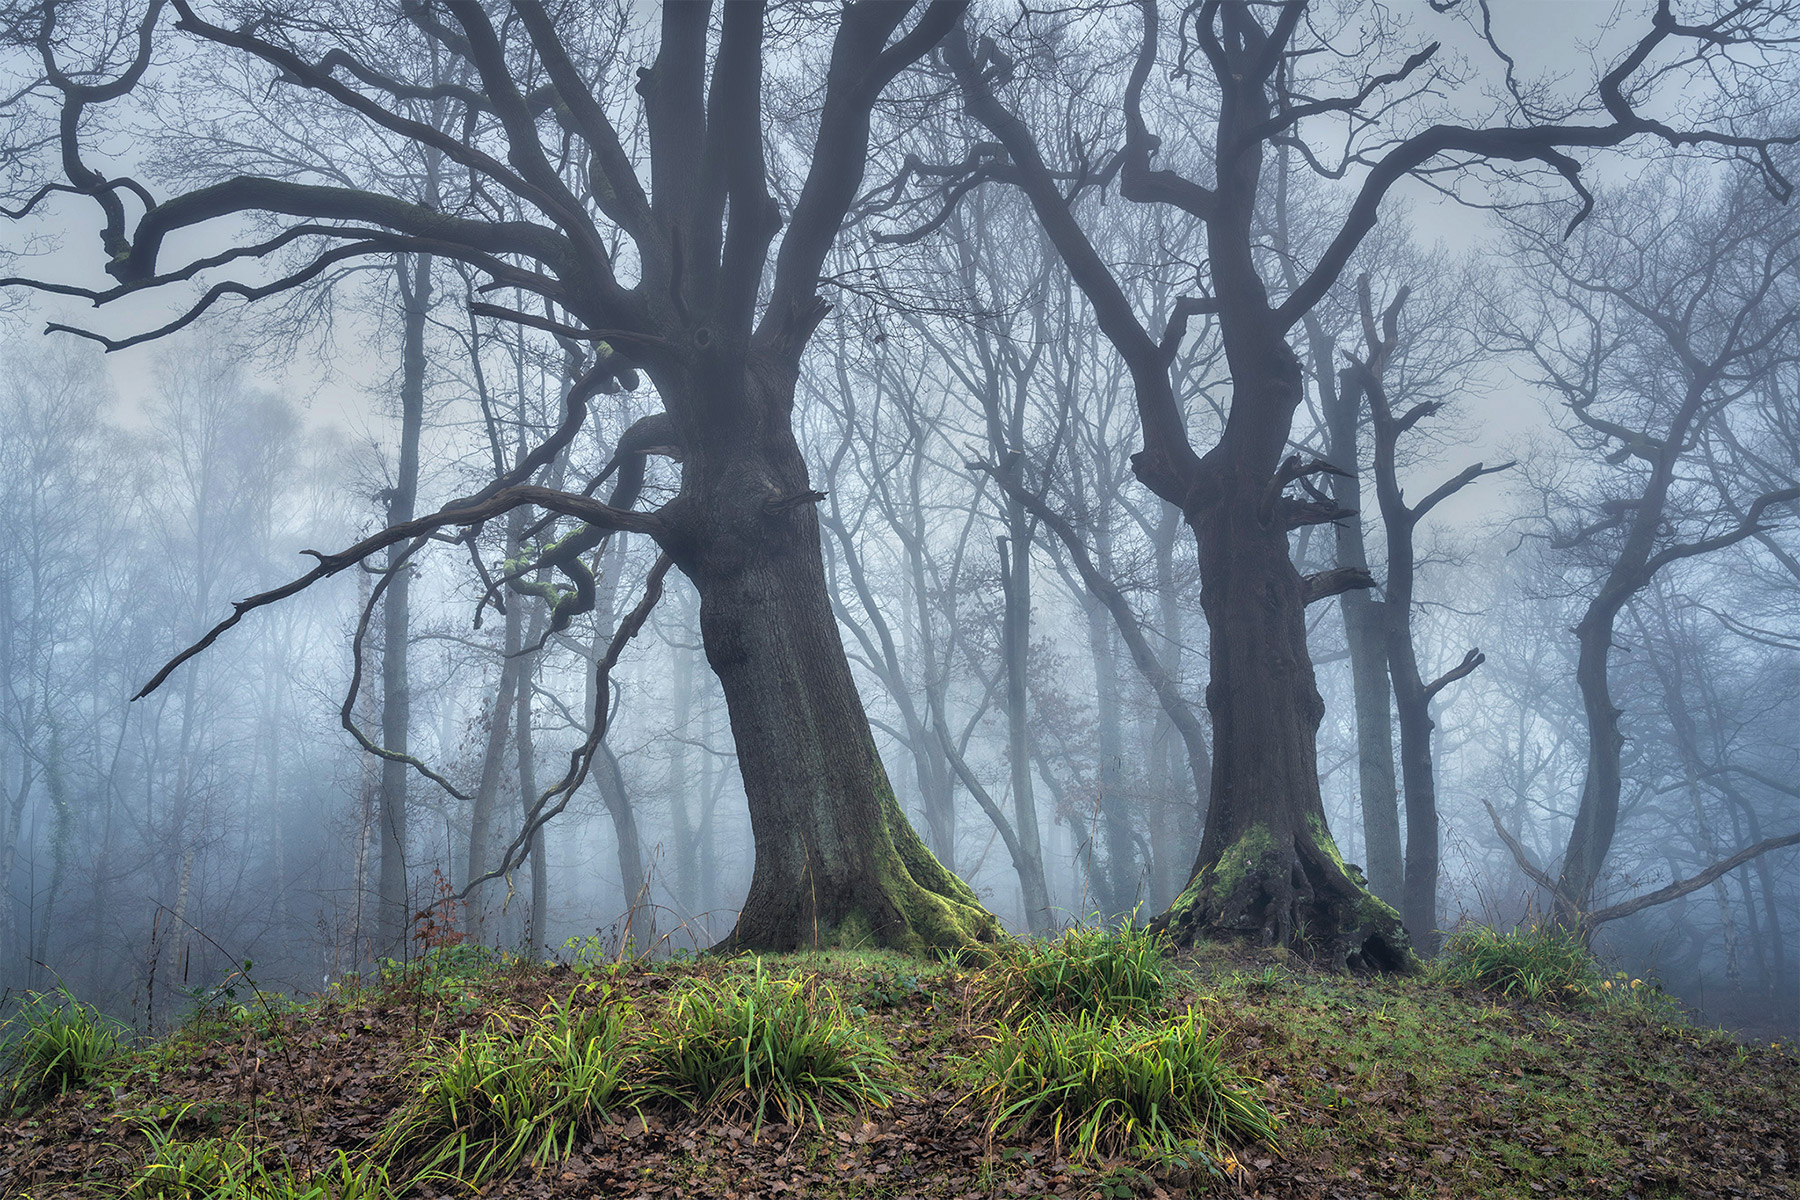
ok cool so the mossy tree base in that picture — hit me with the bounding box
[712,775,1003,957]
[1150,822,1413,973]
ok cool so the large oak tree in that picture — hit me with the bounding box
[3,0,997,952]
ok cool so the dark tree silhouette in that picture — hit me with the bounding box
[3,0,997,952]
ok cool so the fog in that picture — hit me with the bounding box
[2,1,1796,1040]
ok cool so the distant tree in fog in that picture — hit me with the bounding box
[1487,160,1800,936]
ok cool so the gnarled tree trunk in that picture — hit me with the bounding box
[663,372,997,953]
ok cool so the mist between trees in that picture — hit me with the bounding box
[1,1,1797,1039]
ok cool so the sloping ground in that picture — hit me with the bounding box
[1,946,1794,1200]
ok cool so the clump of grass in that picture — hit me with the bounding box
[129,1116,388,1199]
[975,922,1169,1021]
[1435,922,1599,1005]
[377,985,627,1185]
[631,960,898,1130]
[969,1008,1278,1165]
[1,988,124,1111]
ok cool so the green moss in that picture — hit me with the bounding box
[1306,814,1402,928]
[826,908,877,951]
[853,754,1003,955]
[1170,864,1211,914]
[1209,823,1277,902]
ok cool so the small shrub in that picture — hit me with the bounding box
[970,1008,1278,1165]
[378,986,627,1185]
[1595,971,1685,1027]
[1,989,124,1111]
[1435,923,1599,1005]
[630,961,898,1130]
[381,942,503,1012]
[975,922,1169,1021]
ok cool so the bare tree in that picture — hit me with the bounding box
[935,0,1799,966]
[1346,277,1507,953]
[4,1,997,952]
[1487,159,1800,936]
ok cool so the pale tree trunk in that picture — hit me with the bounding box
[466,543,523,945]
[1309,338,1402,908]
[586,534,651,949]
[376,250,431,955]
[30,728,71,988]
[1082,591,1133,917]
[666,590,701,910]
[998,530,1053,933]
[514,636,547,958]
[1148,502,1199,908]
[351,569,377,964]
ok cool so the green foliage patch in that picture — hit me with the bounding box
[974,921,1170,1022]
[631,961,899,1131]
[1434,922,1600,1005]
[377,985,627,1186]
[968,1007,1277,1166]
[125,1123,388,1200]
[1,988,125,1112]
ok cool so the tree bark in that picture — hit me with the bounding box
[949,15,1406,968]
[376,250,430,955]
[660,371,997,954]
[1157,404,1405,970]
[1311,340,1402,908]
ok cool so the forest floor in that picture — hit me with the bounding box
[1,939,1795,1200]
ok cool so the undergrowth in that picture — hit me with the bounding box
[632,962,898,1131]
[1,989,125,1112]
[6,930,1788,1200]
[974,921,1169,1021]
[126,1120,389,1199]
[969,1007,1278,1167]
[1434,922,1600,1004]
[376,986,627,1186]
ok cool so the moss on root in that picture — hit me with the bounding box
[1154,818,1412,973]
[861,759,1003,955]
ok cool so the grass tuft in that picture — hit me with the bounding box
[974,921,1169,1022]
[630,960,898,1130]
[128,1115,388,1199]
[969,1007,1278,1166]
[1,988,124,1111]
[1434,922,1599,1005]
[377,985,627,1185]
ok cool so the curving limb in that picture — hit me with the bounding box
[458,554,674,903]
[133,484,664,702]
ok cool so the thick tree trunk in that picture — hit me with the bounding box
[1149,330,1407,971]
[663,388,997,954]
